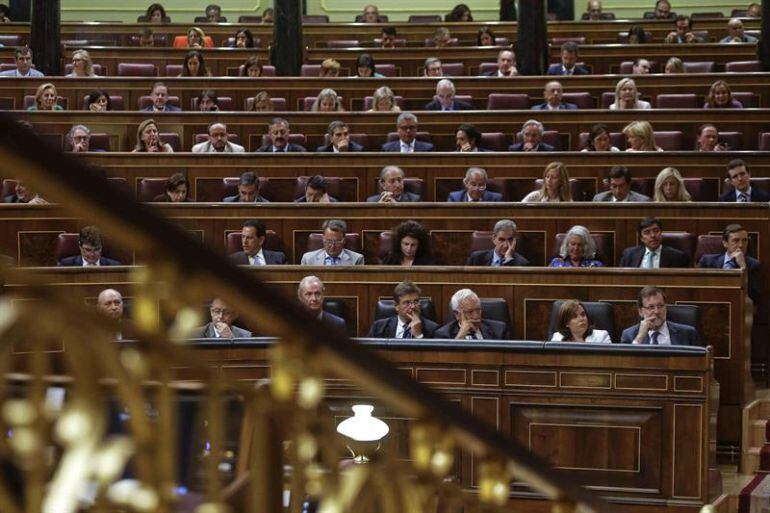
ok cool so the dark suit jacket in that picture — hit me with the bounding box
[190,322,252,339]
[467,250,529,266]
[447,189,503,202]
[423,99,473,111]
[228,250,288,265]
[620,320,699,346]
[698,252,761,301]
[321,311,347,333]
[3,194,24,203]
[367,315,439,338]
[141,104,181,112]
[293,195,339,203]
[508,142,556,152]
[381,140,435,152]
[366,191,421,202]
[315,141,365,152]
[546,64,590,75]
[255,142,307,153]
[223,194,270,203]
[58,255,121,266]
[435,319,510,340]
[531,102,578,110]
[382,253,435,265]
[719,188,770,202]
[619,245,691,268]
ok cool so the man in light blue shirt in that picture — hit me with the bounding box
[0,47,45,77]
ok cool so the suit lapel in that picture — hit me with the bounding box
[386,316,399,338]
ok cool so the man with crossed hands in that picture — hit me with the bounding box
[435,289,509,340]
[367,281,439,338]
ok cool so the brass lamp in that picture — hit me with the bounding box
[335,405,389,464]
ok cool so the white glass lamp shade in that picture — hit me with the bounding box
[336,404,389,442]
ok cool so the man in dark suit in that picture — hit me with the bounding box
[315,120,365,152]
[664,15,706,43]
[298,275,347,333]
[223,171,270,203]
[2,179,45,204]
[256,117,307,152]
[455,123,491,152]
[367,166,421,203]
[467,219,530,266]
[191,297,252,339]
[620,286,699,346]
[547,42,589,76]
[295,175,339,203]
[423,79,473,111]
[58,225,121,266]
[228,219,287,265]
[508,119,556,152]
[96,288,132,340]
[481,49,518,77]
[435,289,510,340]
[592,166,651,202]
[367,281,439,338]
[140,82,181,112]
[447,167,503,202]
[531,81,578,110]
[698,224,761,302]
[381,112,435,152]
[719,159,770,203]
[644,0,674,19]
[620,217,690,268]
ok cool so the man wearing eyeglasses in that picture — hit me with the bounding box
[300,219,364,266]
[435,288,509,340]
[367,281,439,339]
[620,286,699,346]
[381,112,434,152]
[192,297,252,339]
[447,167,503,202]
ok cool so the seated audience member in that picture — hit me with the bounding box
[224,171,269,202]
[623,121,661,152]
[257,118,307,152]
[467,219,529,266]
[423,57,444,77]
[620,217,690,268]
[96,288,128,339]
[621,286,699,345]
[232,28,256,48]
[192,297,252,339]
[582,124,620,152]
[665,15,704,43]
[455,123,489,152]
[704,80,743,109]
[696,124,727,151]
[654,167,692,202]
[581,0,610,20]
[142,4,168,23]
[721,18,758,42]
[300,219,365,266]
[360,5,381,23]
[532,81,577,110]
[664,56,685,73]
[551,300,611,343]
[626,25,648,43]
[368,165,420,202]
[446,3,473,21]
[509,120,555,152]
[141,82,181,112]
[632,58,652,74]
[132,119,174,153]
[248,91,273,112]
[28,83,62,111]
[382,220,435,266]
[152,172,191,202]
[435,289,510,340]
[58,226,120,266]
[698,224,760,301]
[747,3,761,17]
[229,219,287,265]
[312,88,345,112]
[173,26,213,48]
[2,180,47,204]
[86,90,111,112]
[196,90,220,112]
[317,120,364,152]
[381,112,434,152]
[424,79,472,111]
[138,27,156,47]
[261,8,274,22]
[240,56,263,77]
[448,167,502,202]
[0,46,44,77]
[297,276,347,331]
[720,159,769,202]
[193,122,245,153]
[482,49,518,77]
[67,125,92,153]
[367,281,439,339]
[522,162,573,203]
[593,166,651,202]
[547,42,589,75]
[319,58,341,77]
[380,26,398,48]
[647,0,674,19]
[610,78,651,110]
[295,175,338,203]
[355,53,384,77]
[477,26,496,46]
[0,4,11,21]
[202,4,225,22]
[368,86,401,112]
[67,49,98,77]
[432,27,453,47]
[550,225,603,268]
[179,50,211,77]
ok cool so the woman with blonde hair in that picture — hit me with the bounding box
[704,80,743,108]
[28,83,62,111]
[654,167,691,202]
[368,86,401,112]
[664,57,685,74]
[623,121,662,151]
[248,91,273,111]
[610,77,651,110]
[522,162,573,202]
[132,119,174,152]
[67,49,97,77]
[311,88,345,112]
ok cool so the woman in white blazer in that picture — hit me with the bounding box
[550,299,611,343]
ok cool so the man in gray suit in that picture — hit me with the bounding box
[367,165,421,203]
[297,275,347,333]
[191,297,252,339]
[592,166,651,202]
[192,122,245,153]
[300,219,364,266]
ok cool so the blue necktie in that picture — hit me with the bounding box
[649,331,659,345]
[402,325,412,339]
[738,193,748,202]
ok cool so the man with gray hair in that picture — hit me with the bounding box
[508,119,555,152]
[316,120,364,152]
[424,78,472,111]
[720,18,758,43]
[367,165,421,203]
[447,167,503,202]
[435,288,510,340]
[256,117,307,152]
[67,125,91,152]
[381,112,434,152]
[297,275,347,332]
[423,57,444,77]
[193,122,245,153]
[300,219,364,266]
[467,219,529,266]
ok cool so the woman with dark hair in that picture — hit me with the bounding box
[196,90,219,111]
[551,300,611,343]
[383,220,435,266]
[582,124,620,152]
[86,89,111,112]
[240,56,262,77]
[626,25,647,43]
[446,4,473,21]
[152,173,191,202]
[476,26,496,46]
[179,50,212,77]
[355,53,384,77]
[704,80,744,108]
[232,28,255,48]
[143,3,168,23]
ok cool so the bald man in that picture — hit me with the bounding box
[97,288,129,340]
